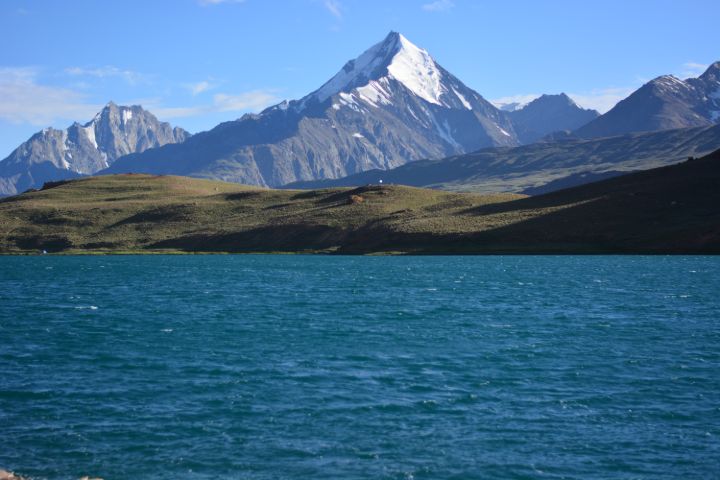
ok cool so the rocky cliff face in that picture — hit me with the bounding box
[0,102,189,196]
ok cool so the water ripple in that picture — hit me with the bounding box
[0,255,719,479]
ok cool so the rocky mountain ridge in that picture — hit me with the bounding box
[575,62,720,138]
[0,102,189,196]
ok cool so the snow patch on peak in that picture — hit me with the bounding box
[81,124,98,149]
[356,78,393,107]
[654,75,690,91]
[312,34,397,102]
[386,34,447,105]
[658,74,683,82]
[337,92,364,112]
[452,88,472,110]
[309,32,452,107]
[122,109,133,125]
[60,132,71,170]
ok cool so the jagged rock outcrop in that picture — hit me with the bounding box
[0,102,189,196]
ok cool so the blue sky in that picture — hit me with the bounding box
[1,0,718,157]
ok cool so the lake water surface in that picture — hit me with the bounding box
[1,255,718,479]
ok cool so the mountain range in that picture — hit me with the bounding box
[576,62,720,138]
[285,123,720,193]
[0,103,189,196]
[0,32,718,196]
[101,32,602,187]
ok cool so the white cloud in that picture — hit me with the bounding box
[185,80,215,96]
[64,66,147,85]
[422,0,454,12]
[324,0,342,18]
[490,94,541,110]
[0,65,277,129]
[0,67,102,126]
[151,90,280,119]
[567,87,636,113]
[679,62,708,79]
[150,105,207,119]
[213,91,279,111]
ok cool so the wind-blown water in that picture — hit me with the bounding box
[1,255,718,479]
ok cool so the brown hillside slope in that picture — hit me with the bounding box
[0,149,718,254]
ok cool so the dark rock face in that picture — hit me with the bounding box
[104,32,521,187]
[575,62,720,138]
[0,102,189,196]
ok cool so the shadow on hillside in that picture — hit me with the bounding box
[108,205,196,228]
[225,191,265,201]
[457,186,720,253]
[148,223,348,252]
[460,192,602,216]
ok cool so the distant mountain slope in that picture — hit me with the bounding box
[507,94,599,143]
[103,32,521,187]
[0,102,189,196]
[575,62,720,138]
[285,124,720,193]
[1,149,718,254]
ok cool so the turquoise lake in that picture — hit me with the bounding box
[1,255,718,479]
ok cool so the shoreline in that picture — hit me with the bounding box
[1,249,719,256]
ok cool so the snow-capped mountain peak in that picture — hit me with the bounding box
[311,31,451,107]
[312,32,399,102]
[105,32,525,189]
[652,75,692,94]
[386,33,446,105]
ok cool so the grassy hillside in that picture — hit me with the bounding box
[0,175,523,254]
[0,149,719,254]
